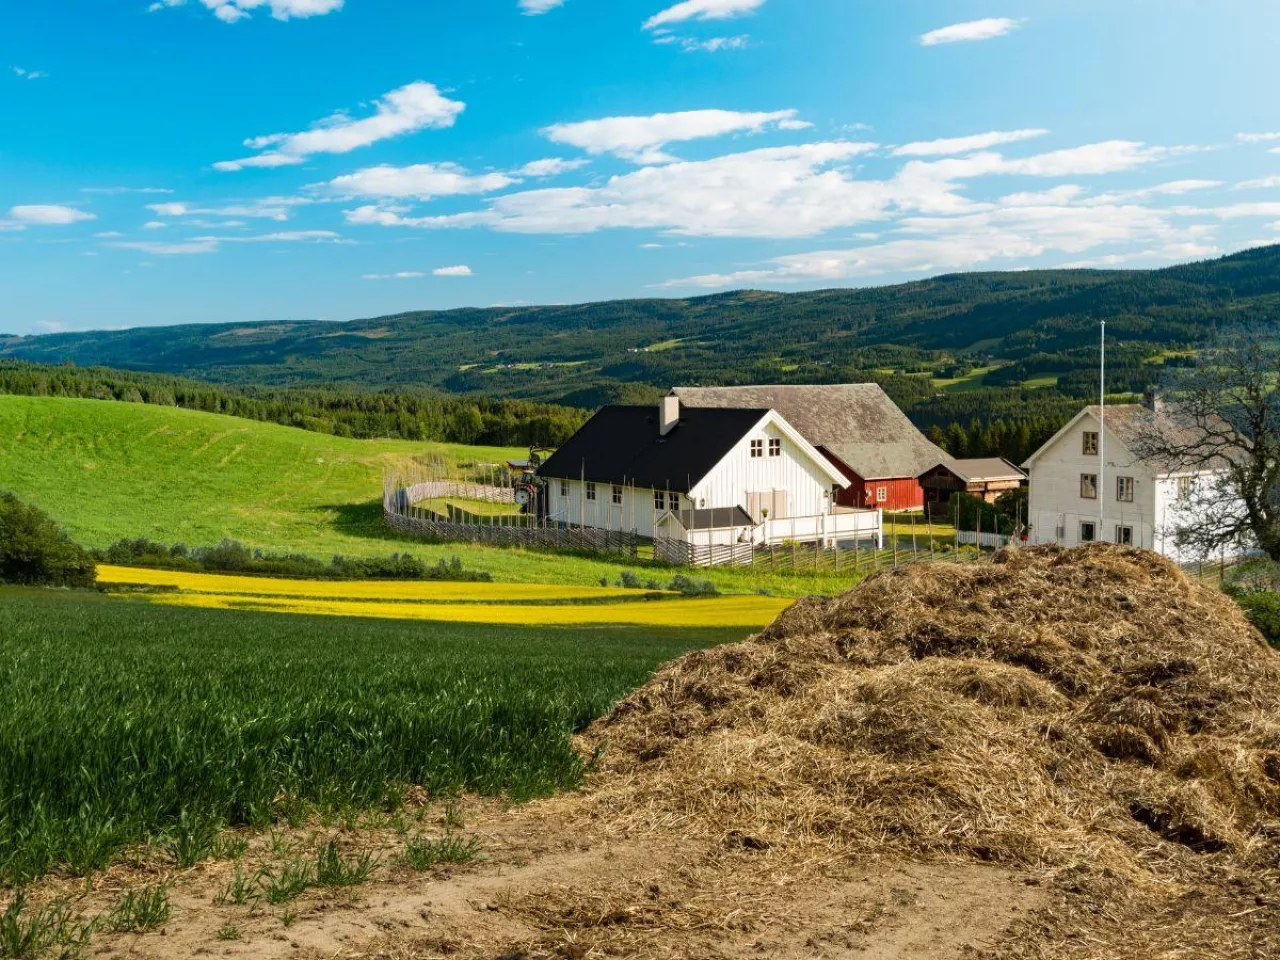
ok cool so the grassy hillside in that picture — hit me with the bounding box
[0,396,862,594]
[3,247,1278,410]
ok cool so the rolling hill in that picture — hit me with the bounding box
[3,246,1278,406]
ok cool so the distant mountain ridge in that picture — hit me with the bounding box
[4,245,1279,405]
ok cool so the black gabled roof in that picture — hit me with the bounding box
[537,405,769,493]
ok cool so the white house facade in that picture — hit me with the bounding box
[1023,403,1231,563]
[536,398,882,552]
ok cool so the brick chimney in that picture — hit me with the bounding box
[659,395,680,436]
[1142,387,1165,414]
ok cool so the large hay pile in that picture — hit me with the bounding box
[576,546,1280,958]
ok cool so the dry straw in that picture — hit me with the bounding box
[550,545,1280,958]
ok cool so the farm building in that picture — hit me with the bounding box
[1022,397,1238,561]
[919,458,1027,517]
[672,384,949,511]
[535,397,882,557]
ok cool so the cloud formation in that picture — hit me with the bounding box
[109,230,340,256]
[12,66,47,80]
[519,0,565,13]
[542,108,808,163]
[892,129,1049,157]
[433,265,473,277]
[7,205,96,227]
[363,271,425,279]
[920,18,1022,46]
[149,0,344,23]
[216,82,464,171]
[325,163,516,200]
[643,0,765,31]
[146,198,307,221]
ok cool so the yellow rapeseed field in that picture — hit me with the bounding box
[98,565,650,603]
[144,591,791,628]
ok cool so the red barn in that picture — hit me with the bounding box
[672,384,948,512]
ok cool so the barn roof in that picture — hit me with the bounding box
[536,405,769,493]
[925,457,1027,483]
[673,383,948,480]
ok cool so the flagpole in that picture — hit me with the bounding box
[1099,319,1106,535]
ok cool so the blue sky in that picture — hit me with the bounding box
[3,0,1279,335]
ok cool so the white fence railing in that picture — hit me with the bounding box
[956,530,1012,549]
[754,510,883,548]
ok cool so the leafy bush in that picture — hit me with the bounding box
[1235,592,1280,649]
[617,570,643,589]
[667,575,719,598]
[0,492,95,588]
[98,538,491,583]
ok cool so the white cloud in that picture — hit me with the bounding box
[643,0,765,31]
[34,321,67,333]
[142,221,169,230]
[542,108,808,163]
[363,271,425,279]
[892,129,1049,157]
[516,157,589,177]
[433,265,473,277]
[1083,179,1222,205]
[150,0,344,23]
[215,82,465,171]
[920,18,1022,46]
[12,66,48,80]
[8,205,96,226]
[108,230,340,256]
[326,163,516,200]
[664,35,750,52]
[82,186,174,195]
[146,198,307,221]
[1236,132,1280,144]
[519,0,564,13]
[1237,176,1280,190]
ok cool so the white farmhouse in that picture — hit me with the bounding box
[1022,398,1232,562]
[535,397,882,555]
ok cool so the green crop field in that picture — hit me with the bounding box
[0,587,739,883]
[0,396,865,595]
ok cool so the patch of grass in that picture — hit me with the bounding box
[103,885,170,934]
[216,925,241,942]
[401,831,482,871]
[259,859,315,905]
[215,866,262,907]
[0,588,733,884]
[0,894,93,960]
[312,841,379,888]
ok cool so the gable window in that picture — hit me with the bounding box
[612,485,623,505]
[750,439,764,459]
[1080,521,1097,543]
[1116,476,1135,503]
[559,480,569,498]
[876,486,888,503]
[1080,473,1098,500]
[768,438,782,457]
[1115,525,1134,546]
[585,482,597,502]
[654,490,666,512]
[1177,477,1194,501]
[1083,432,1099,456]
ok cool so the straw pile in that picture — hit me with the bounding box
[574,545,1280,958]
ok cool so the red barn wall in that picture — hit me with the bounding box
[835,475,924,512]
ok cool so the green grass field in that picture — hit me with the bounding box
[0,396,865,595]
[0,587,739,883]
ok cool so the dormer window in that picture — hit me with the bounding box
[750,439,764,458]
[769,438,782,457]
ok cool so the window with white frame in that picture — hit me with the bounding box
[654,489,666,512]
[1080,521,1097,543]
[1083,432,1099,456]
[1177,476,1194,501]
[585,482,597,501]
[559,480,569,498]
[768,438,782,457]
[612,485,623,505]
[750,439,764,458]
[876,486,888,503]
[1080,473,1098,500]
[1116,476,1135,502]
[1115,525,1134,546]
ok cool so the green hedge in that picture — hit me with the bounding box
[0,492,96,588]
[1236,593,1280,649]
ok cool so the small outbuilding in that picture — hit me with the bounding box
[919,457,1026,517]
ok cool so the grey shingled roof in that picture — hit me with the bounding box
[941,458,1027,483]
[673,383,949,481]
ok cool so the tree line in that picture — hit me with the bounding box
[0,361,590,448]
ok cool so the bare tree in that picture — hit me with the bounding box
[1131,326,1280,562]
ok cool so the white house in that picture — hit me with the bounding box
[535,397,882,555]
[1022,398,1233,562]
